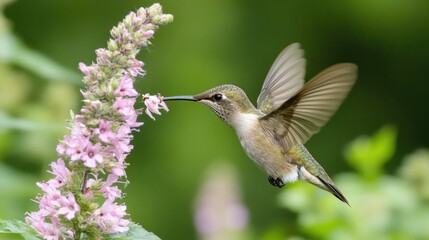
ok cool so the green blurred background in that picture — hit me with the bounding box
[1,0,429,239]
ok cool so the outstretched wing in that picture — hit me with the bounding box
[261,63,357,149]
[257,43,306,115]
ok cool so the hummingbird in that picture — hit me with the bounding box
[163,43,357,205]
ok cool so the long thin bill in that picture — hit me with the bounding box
[163,96,196,101]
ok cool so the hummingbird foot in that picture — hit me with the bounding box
[268,176,285,188]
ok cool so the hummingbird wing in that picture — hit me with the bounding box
[261,63,357,149]
[257,43,306,114]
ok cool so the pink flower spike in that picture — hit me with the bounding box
[110,163,126,177]
[57,192,80,220]
[37,183,63,213]
[27,4,173,238]
[62,133,89,161]
[102,174,122,199]
[81,142,104,168]
[124,111,143,128]
[92,199,129,233]
[158,96,169,112]
[48,159,71,187]
[113,97,136,117]
[114,74,138,97]
[132,60,144,68]
[143,93,169,120]
[25,211,47,234]
[142,30,154,38]
[94,119,116,143]
[41,222,61,240]
[79,62,90,75]
[129,60,145,77]
[56,143,66,155]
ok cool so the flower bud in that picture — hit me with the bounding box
[107,39,118,51]
[147,3,162,17]
[152,14,174,25]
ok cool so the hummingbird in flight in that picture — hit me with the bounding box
[163,43,357,205]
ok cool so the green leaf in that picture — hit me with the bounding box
[344,125,397,179]
[105,222,161,240]
[0,219,41,240]
[0,32,82,85]
[0,111,61,131]
[0,164,38,219]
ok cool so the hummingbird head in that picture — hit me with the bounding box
[164,84,258,127]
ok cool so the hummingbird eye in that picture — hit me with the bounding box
[212,94,223,101]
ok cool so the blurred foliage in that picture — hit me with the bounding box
[0,220,161,240]
[345,125,396,180]
[278,126,429,239]
[0,0,79,224]
[0,219,39,240]
[1,0,429,239]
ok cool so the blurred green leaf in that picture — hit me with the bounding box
[0,32,81,85]
[344,125,397,179]
[0,221,161,240]
[280,126,429,239]
[0,164,37,196]
[0,111,60,131]
[278,182,313,211]
[260,224,302,240]
[0,219,40,240]
[105,223,160,240]
[399,149,429,199]
[0,164,38,219]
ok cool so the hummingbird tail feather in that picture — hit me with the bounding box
[317,176,350,206]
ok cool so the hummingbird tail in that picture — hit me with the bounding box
[317,176,350,206]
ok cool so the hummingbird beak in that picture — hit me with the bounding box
[163,96,197,102]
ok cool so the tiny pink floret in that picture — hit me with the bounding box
[143,93,169,120]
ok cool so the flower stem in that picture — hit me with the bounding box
[81,170,89,194]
